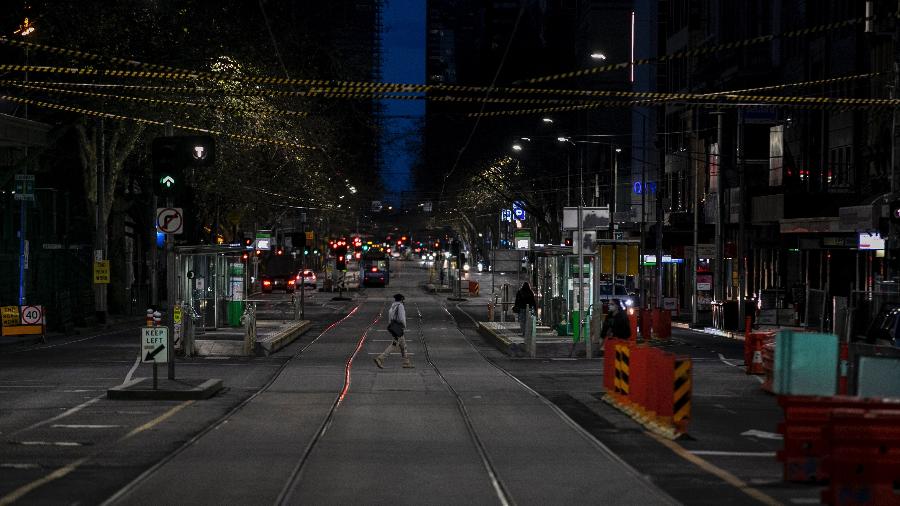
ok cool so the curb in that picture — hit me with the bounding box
[107,377,223,400]
[255,320,313,356]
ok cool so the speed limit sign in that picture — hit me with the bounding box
[20,305,44,325]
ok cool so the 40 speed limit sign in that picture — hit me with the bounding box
[20,305,44,325]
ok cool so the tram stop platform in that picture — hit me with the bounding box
[476,320,577,358]
[193,319,312,357]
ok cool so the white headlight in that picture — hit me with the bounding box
[625,299,634,307]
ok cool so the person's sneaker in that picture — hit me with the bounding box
[374,356,384,369]
[402,358,414,369]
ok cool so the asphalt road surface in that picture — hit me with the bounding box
[0,262,821,505]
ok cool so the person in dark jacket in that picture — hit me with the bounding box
[513,282,537,335]
[600,299,631,341]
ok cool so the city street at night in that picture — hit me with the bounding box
[3,1,900,504]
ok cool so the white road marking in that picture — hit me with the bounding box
[0,385,55,389]
[51,424,120,429]
[10,395,103,436]
[717,353,739,368]
[123,355,141,384]
[15,441,82,447]
[690,450,776,457]
[0,463,41,470]
[741,429,783,440]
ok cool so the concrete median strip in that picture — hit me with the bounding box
[255,320,312,356]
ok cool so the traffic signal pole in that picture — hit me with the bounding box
[164,121,176,380]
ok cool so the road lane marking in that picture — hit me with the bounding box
[647,431,781,506]
[717,353,739,368]
[690,450,777,457]
[13,441,83,447]
[11,395,104,436]
[0,463,41,470]
[0,401,193,506]
[741,429,783,440]
[0,457,89,506]
[52,424,121,429]
[123,355,140,384]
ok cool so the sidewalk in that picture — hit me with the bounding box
[671,318,809,341]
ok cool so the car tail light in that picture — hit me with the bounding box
[371,267,378,272]
[263,280,272,286]
[288,279,295,285]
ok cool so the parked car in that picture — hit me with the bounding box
[863,304,900,346]
[296,269,317,288]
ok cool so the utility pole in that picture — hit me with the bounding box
[737,112,747,326]
[578,145,590,358]
[713,111,725,304]
[692,137,700,326]
[97,117,107,322]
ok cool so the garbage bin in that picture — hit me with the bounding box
[227,300,244,327]
[570,310,591,342]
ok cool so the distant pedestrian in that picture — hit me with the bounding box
[513,282,537,335]
[374,294,414,369]
[600,299,631,341]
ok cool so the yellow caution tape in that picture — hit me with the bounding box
[0,94,317,150]
[523,14,879,84]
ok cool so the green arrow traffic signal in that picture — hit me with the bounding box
[159,175,175,189]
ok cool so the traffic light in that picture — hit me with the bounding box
[152,135,216,196]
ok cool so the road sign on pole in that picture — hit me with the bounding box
[142,327,169,363]
[20,305,43,325]
[156,208,184,235]
[14,174,35,201]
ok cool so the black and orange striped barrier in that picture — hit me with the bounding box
[602,339,692,439]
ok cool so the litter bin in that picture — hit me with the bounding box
[227,300,244,327]
[570,310,591,342]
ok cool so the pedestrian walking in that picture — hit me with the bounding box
[512,282,537,336]
[374,294,414,369]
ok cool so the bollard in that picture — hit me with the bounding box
[146,308,154,327]
[627,308,638,342]
[152,311,162,327]
[837,342,849,395]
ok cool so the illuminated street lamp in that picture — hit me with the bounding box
[512,143,523,152]
[590,52,607,60]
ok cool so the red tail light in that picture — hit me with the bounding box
[288,279,295,285]
[263,280,272,286]
[371,267,378,272]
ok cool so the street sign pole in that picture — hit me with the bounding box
[164,121,175,380]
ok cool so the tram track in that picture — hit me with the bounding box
[440,300,678,505]
[412,302,515,506]
[103,303,372,506]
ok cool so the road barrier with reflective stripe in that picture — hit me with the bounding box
[603,339,692,439]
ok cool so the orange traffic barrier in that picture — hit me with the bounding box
[602,341,691,439]
[639,308,652,339]
[651,309,671,340]
[822,409,900,505]
[627,309,638,342]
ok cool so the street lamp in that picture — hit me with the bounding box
[542,118,554,124]
[590,52,607,60]
[512,143,523,152]
[15,16,35,307]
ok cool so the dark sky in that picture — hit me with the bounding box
[380,0,424,203]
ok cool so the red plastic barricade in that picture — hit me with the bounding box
[639,308,652,339]
[651,309,671,340]
[627,309,638,342]
[822,409,900,505]
[777,396,900,483]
